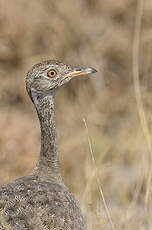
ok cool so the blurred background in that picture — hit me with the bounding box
[0,0,152,229]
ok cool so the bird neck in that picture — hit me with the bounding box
[33,95,62,184]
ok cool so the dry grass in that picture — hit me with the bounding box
[1,0,152,229]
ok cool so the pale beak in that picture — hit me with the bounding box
[62,67,97,80]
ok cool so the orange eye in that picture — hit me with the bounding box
[47,69,57,78]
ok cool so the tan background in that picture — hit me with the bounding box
[0,0,152,229]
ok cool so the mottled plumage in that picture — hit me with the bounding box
[0,60,97,229]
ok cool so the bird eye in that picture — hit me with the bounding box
[47,69,57,78]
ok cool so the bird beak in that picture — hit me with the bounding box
[62,67,97,80]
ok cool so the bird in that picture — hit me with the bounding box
[0,60,97,230]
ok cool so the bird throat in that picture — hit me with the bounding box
[33,95,62,184]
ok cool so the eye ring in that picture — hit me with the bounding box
[47,69,57,78]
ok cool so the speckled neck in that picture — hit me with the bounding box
[33,95,62,184]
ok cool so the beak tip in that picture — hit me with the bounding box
[85,67,97,74]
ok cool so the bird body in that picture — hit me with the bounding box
[0,60,97,229]
[0,175,84,229]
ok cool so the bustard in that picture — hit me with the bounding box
[0,60,97,230]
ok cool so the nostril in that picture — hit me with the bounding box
[74,68,82,71]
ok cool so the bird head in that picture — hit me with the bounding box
[26,60,97,103]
